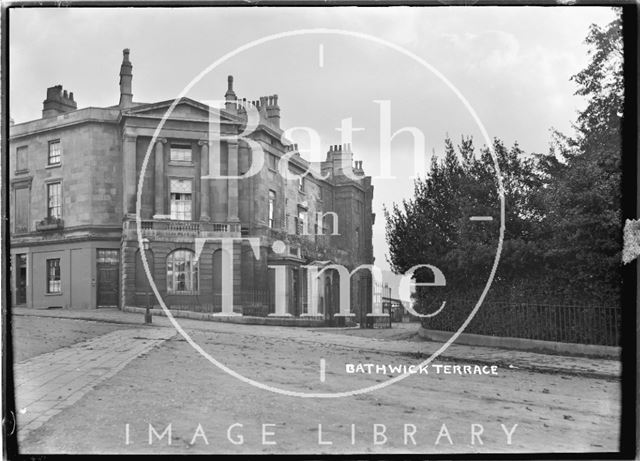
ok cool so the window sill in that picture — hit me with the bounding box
[45,163,62,169]
[44,292,63,296]
[167,292,199,296]
[168,161,194,167]
[36,218,64,231]
[14,169,29,175]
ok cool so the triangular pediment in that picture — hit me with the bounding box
[123,98,236,122]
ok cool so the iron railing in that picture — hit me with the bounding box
[418,298,621,346]
[134,289,273,316]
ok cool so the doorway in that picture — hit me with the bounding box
[15,254,27,305]
[97,249,120,307]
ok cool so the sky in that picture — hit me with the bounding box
[9,6,618,289]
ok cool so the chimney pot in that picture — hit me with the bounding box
[224,75,237,113]
[119,48,133,108]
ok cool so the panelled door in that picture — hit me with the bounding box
[15,254,27,305]
[97,249,120,307]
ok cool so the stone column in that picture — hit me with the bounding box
[198,140,210,221]
[302,266,321,317]
[122,134,137,215]
[154,138,166,217]
[268,265,291,317]
[227,140,239,222]
[212,240,241,316]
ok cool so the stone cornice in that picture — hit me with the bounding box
[10,230,123,248]
[10,108,120,140]
[10,176,34,188]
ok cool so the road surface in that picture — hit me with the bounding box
[11,312,620,454]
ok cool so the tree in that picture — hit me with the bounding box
[537,11,622,303]
[384,136,545,308]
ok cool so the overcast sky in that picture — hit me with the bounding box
[10,6,617,282]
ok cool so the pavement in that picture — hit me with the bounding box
[13,326,176,442]
[11,307,621,380]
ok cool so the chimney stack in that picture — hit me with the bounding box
[225,75,237,113]
[266,94,280,128]
[119,48,133,108]
[326,143,355,178]
[353,160,365,177]
[42,85,77,118]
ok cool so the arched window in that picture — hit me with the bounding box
[167,250,198,294]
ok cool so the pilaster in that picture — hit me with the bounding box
[122,134,137,215]
[198,140,211,221]
[154,138,167,216]
[227,140,239,222]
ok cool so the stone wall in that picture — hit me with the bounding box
[9,119,122,232]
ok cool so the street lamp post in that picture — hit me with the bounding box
[142,237,152,324]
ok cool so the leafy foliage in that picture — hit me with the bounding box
[385,12,622,309]
[536,12,622,303]
[384,136,545,308]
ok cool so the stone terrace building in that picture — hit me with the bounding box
[9,49,376,325]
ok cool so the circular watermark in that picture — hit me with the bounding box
[135,28,505,398]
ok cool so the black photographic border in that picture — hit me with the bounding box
[1,1,637,459]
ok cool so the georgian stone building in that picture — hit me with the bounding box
[9,49,376,325]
